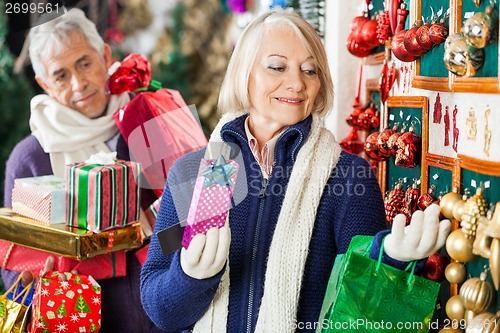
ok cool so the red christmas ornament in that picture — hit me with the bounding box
[416,22,435,51]
[395,2,409,34]
[377,10,392,43]
[421,252,450,282]
[392,29,417,62]
[433,93,443,124]
[384,181,405,224]
[402,180,420,223]
[340,127,364,155]
[429,20,449,45]
[395,123,422,168]
[357,105,379,130]
[378,124,398,157]
[358,19,381,49]
[417,185,437,210]
[452,105,459,153]
[351,14,370,31]
[379,62,398,103]
[404,23,426,56]
[387,122,407,155]
[346,32,372,58]
[346,106,365,128]
[365,132,388,161]
[108,54,152,94]
[104,27,125,45]
[388,0,402,35]
[444,105,450,146]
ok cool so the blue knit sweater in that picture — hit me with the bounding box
[141,114,397,332]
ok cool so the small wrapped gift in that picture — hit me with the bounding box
[181,155,239,249]
[66,152,141,231]
[31,271,101,333]
[11,175,66,224]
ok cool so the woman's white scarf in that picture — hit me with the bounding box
[194,112,342,333]
[30,92,130,178]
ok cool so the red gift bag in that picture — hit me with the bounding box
[30,271,101,333]
[113,88,207,197]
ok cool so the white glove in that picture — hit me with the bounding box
[384,204,451,262]
[180,226,231,279]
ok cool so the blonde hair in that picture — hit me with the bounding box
[218,9,334,117]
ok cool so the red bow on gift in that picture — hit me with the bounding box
[108,54,152,94]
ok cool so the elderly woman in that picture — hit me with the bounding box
[140,9,450,333]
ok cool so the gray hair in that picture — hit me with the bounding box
[29,8,105,83]
[218,9,334,117]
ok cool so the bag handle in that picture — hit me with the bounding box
[377,236,417,286]
[1,273,34,305]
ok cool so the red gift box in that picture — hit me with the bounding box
[30,271,101,333]
[66,160,141,231]
[0,241,126,280]
[113,88,208,198]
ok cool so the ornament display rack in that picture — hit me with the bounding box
[412,0,500,93]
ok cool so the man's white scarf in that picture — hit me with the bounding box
[30,92,130,178]
[194,112,342,333]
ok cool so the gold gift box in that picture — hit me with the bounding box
[0,208,143,260]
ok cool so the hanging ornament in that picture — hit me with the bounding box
[484,105,492,157]
[418,184,437,210]
[452,105,459,153]
[357,104,377,130]
[429,19,449,45]
[461,184,488,239]
[384,181,405,224]
[466,108,478,141]
[340,127,365,155]
[416,21,435,51]
[104,0,125,46]
[473,215,493,259]
[364,132,388,161]
[462,5,495,49]
[404,21,426,56]
[460,270,495,314]
[445,295,465,321]
[402,179,420,223]
[388,122,407,155]
[474,0,483,7]
[388,0,402,35]
[359,19,382,49]
[452,189,470,222]
[440,189,462,219]
[484,203,500,290]
[446,228,476,262]
[346,62,366,128]
[467,311,500,333]
[433,93,443,124]
[395,2,409,34]
[376,10,392,44]
[422,252,450,282]
[445,262,467,284]
[347,33,373,58]
[444,105,450,146]
[392,29,417,62]
[378,123,399,157]
[378,62,398,103]
[346,106,365,128]
[444,33,485,77]
[395,122,422,168]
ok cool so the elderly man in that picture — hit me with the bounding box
[2,8,164,333]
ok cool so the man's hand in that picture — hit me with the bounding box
[180,226,231,279]
[384,204,452,262]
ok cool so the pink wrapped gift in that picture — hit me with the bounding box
[11,175,66,224]
[181,156,239,249]
[66,159,141,231]
[0,241,126,280]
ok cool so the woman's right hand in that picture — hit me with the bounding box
[180,226,231,279]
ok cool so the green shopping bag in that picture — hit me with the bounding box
[316,235,440,333]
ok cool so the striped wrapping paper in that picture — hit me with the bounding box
[66,160,141,231]
[11,175,66,224]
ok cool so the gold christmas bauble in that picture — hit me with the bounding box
[447,229,476,262]
[446,295,465,320]
[453,200,466,221]
[446,262,467,284]
[466,311,500,333]
[459,272,495,313]
[441,192,463,219]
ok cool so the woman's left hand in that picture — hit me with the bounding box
[384,204,452,262]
